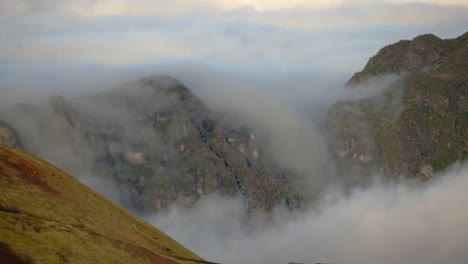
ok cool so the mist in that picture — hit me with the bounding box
[2,1,467,263]
[151,163,468,264]
[0,60,404,205]
[0,59,464,264]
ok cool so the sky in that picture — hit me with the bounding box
[1,0,467,107]
[1,0,467,68]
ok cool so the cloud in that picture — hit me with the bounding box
[242,2,468,29]
[0,7,468,264]
[1,1,466,263]
[0,0,215,16]
[212,0,468,11]
[1,2,466,260]
[2,0,468,16]
[1,14,466,69]
[151,163,468,264]
[158,65,340,196]
[1,1,466,68]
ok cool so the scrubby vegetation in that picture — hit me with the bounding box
[328,32,467,178]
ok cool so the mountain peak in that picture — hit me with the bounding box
[3,75,301,214]
[328,31,467,177]
[348,32,449,84]
[140,75,183,88]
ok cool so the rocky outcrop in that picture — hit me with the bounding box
[0,121,21,149]
[328,32,468,177]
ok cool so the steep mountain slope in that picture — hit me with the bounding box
[1,76,300,213]
[328,32,467,177]
[0,145,204,264]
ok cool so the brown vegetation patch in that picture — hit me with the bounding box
[0,149,59,195]
[0,242,33,264]
[112,239,177,264]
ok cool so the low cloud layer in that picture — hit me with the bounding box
[151,163,468,264]
[2,66,466,263]
[0,61,407,204]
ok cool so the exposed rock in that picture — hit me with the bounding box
[124,150,146,165]
[0,120,21,148]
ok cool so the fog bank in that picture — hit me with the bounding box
[151,163,468,264]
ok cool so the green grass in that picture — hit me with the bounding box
[0,146,204,264]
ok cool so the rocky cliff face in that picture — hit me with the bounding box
[328,32,467,178]
[0,121,21,149]
[2,76,300,214]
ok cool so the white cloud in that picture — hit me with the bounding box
[2,0,468,16]
[1,0,467,67]
[152,163,468,264]
[1,9,466,67]
[243,3,468,29]
[218,0,468,11]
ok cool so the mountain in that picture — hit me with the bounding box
[0,145,205,264]
[1,76,300,214]
[328,32,467,178]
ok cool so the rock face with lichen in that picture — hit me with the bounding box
[0,120,21,149]
[1,76,300,214]
[328,32,468,178]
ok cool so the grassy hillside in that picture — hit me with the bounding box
[0,146,205,264]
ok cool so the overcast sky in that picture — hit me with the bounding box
[1,0,467,71]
